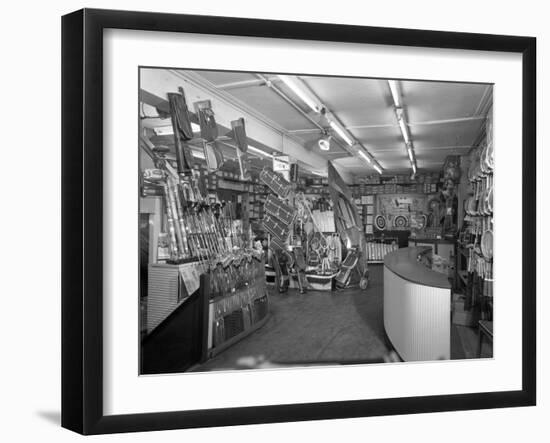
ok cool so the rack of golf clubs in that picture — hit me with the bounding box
[140,85,264,300]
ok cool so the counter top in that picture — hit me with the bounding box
[384,247,451,289]
[408,237,454,244]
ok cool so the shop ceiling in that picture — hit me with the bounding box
[140,68,492,181]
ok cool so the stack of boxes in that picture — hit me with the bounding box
[361,195,375,234]
[352,173,441,196]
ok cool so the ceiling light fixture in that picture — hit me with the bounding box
[318,135,331,151]
[277,75,320,113]
[247,145,272,157]
[388,80,401,107]
[394,103,416,175]
[397,115,410,144]
[407,145,414,162]
[329,120,353,146]
[310,170,328,177]
[373,164,382,174]
[358,150,372,164]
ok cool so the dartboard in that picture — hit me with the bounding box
[374,215,387,231]
[393,215,409,228]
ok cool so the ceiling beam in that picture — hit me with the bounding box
[288,115,486,134]
[216,78,265,90]
[413,145,472,151]
[407,116,486,127]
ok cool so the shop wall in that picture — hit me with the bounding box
[376,193,430,217]
[1,1,546,443]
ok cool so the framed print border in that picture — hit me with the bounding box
[61,8,536,435]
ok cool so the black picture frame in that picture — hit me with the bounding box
[61,8,536,435]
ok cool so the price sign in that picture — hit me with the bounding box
[179,263,200,296]
[273,155,290,171]
[273,155,290,181]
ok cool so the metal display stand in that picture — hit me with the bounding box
[366,236,399,263]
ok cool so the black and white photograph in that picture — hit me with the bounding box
[1,0,546,440]
[139,68,494,375]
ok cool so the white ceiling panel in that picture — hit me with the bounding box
[333,157,378,174]
[411,118,484,150]
[373,150,409,164]
[193,70,258,86]
[334,157,411,175]
[300,77,396,127]
[352,125,403,151]
[402,81,491,122]
[227,86,317,131]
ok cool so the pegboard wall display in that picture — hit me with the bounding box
[375,194,433,230]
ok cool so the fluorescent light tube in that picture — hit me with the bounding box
[412,163,417,174]
[247,146,272,157]
[329,120,353,146]
[407,147,414,162]
[373,164,382,174]
[388,80,401,107]
[278,75,320,112]
[311,170,327,177]
[358,150,372,163]
[398,118,410,144]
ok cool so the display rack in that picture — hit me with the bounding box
[207,274,269,358]
[453,113,493,325]
[365,236,399,263]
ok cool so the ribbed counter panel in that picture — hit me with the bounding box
[383,247,451,361]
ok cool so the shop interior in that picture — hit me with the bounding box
[139,69,494,374]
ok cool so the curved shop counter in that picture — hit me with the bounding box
[384,247,451,361]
